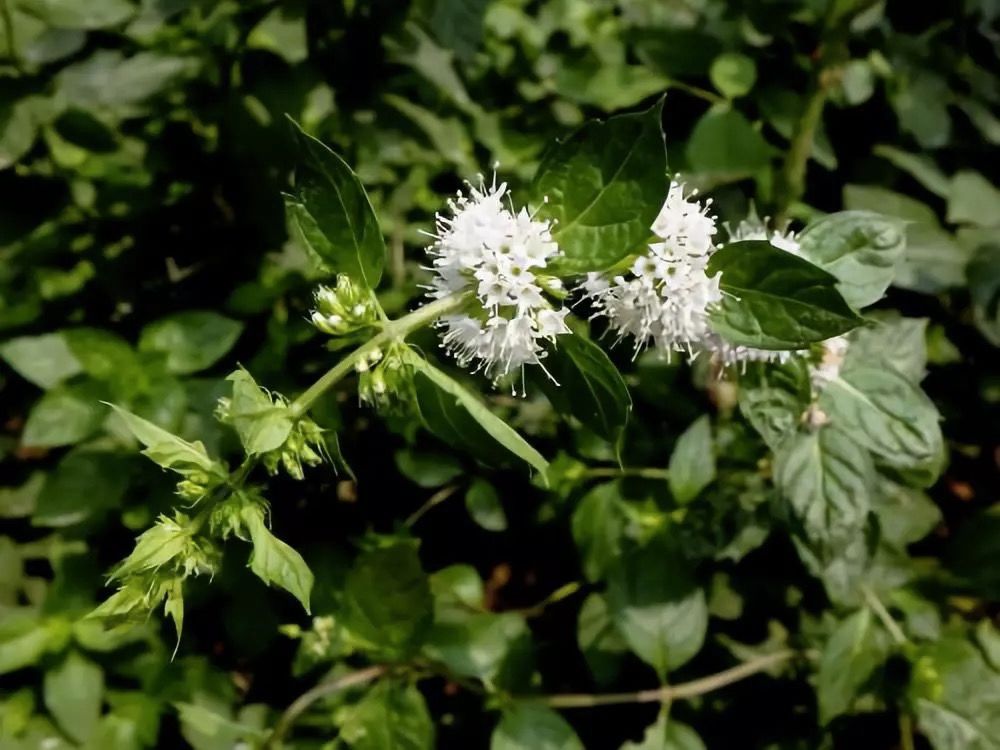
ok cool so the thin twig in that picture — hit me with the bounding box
[266,665,389,749]
[582,467,670,481]
[534,650,797,708]
[510,581,584,619]
[404,485,460,527]
[862,586,908,646]
[899,711,916,750]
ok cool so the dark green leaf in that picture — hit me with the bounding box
[491,704,584,750]
[139,311,243,375]
[668,416,715,505]
[571,482,626,581]
[22,382,106,448]
[464,478,507,532]
[288,121,385,288]
[533,99,667,274]
[737,358,812,451]
[34,450,129,527]
[339,681,434,750]
[967,243,1000,346]
[577,593,628,686]
[686,108,772,180]
[817,609,890,724]
[534,331,631,446]
[395,449,463,488]
[707,240,864,349]
[247,7,307,64]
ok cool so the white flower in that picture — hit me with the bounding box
[809,335,849,391]
[726,211,801,255]
[582,180,721,358]
[426,174,570,381]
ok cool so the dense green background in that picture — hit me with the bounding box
[2,1,998,748]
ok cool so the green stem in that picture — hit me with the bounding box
[290,292,468,416]
[0,0,20,71]
[666,79,725,105]
[512,581,584,618]
[404,484,460,527]
[862,586,908,646]
[774,82,829,225]
[536,650,797,708]
[583,467,670,481]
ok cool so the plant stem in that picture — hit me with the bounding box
[899,711,916,750]
[0,0,20,71]
[666,79,725,105]
[535,650,797,708]
[862,586,908,646]
[583,467,670,481]
[512,580,584,618]
[266,664,388,749]
[774,81,829,225]
[404,484,460,527]
[290,292,467,416]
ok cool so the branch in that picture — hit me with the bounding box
[535,650,798,708]
[266,664,389,749]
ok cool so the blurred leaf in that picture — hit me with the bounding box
[577,593,627,686]
[817,609,890,724]
[0,332,81,389]
[56,51,195,116]
[248,7,307,64]
[947,171,1000,227]
[139,311,243,375]
[534,99,667,274]
[491,704,584,750]
[43,650,104,744]
[22,382,106,448]
[873,145,950,198]
[35,450,129,527]
[16,0,135,29]
[0,472,44,518]
[967,243,1000,345]
[339,681,434,750]
[464,478,507,531]
[668,416,715,505]
[707,240,864,349]
[710,53,756,99]
[429,0,490,61]
[686,108,772,180]
[621,714,706,750]
[175,702,267,750]
[394,449,463,488]
[572,482,626,581]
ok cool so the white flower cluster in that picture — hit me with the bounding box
[426,175,570,382]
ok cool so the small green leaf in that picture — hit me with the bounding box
[175,702,267,749]
[710,52,756,98]
[707,240,864,349]
[247,6,307,64]
[817,609,890,724]
[819,366,943,476]
[43,650,104,744]
[108,404,224,476]
[533,98,667,274]
[0,472,44,519]
[226,369,293,455]
[686,108,772,180]
[342,542,433,660]
[0,332,81,389]
[339,681,435,750]
[668,416,715,505]
[622,714,706,750]
[34,450,129,527]
[395,449,464,488]
[139,311,243,375]
[947,170,1000,228]
[533,331,631,446]
[288,120,385,287]
[795,211,907,308]
[577,593,628,686]
[22,382,106,448]
[241,505,313,613]
[571,482,626,581]
[464,478,507,532]
[17,0,135,29]
[967,243,1000,346]
[606,536,707,678]
[774,426,874,556]
[409,356,548,477]
[491,704,584,750]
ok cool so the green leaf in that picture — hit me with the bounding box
[845,315,928,383]
[491,704,584,750]
[464,478,508,532]
[241,504,313,614]
[57,51,195,116]
[0,614,68,675]
[22,382,106,448]
[34,450,129,527]
[621,714,706,750]
[139,311,243,375]
[288,120,385,288]
[394,449,464,488]
[738,358,812,451]
[817,609,890,724]
[873,479,942,550]
[795,211,907,308]
[774,426,874,556]
[668,416,715,505]
[17,0,135,29]
[424,610,533,689]
[571,482,626,581]
[818,366,943,475]
[577,593,628,686]
[0,472,44,519]
[967,243,1000,346]
[606,536,707,678]
[175,702,267,750]
[43,650,104,744]
[710,53,756,99]
[409,356,548,476]
[1,95,41,170]
[108,404,224,476]
[0,332,81,389]
[686,108,772,180]
[342,542,433,660]
[872,145,950,198]
[247,7,307,64]
[225,370,293,455]
[63,328,143,391]
[533,99,667,274]
[533,331,631,446]
[947,171,1000,228]
[707,240,864,349]
[339,681,435,750]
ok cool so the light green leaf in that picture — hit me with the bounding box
[947,171,1000,228]
[22,383,106,448]
[1,95,41,170]
[409,356,548,476]
[491,704,584,750]
[0,332,81,389]
[872,145,950,198]
[819,366,943,474]
[707,240,864,349]
[710,52,756,98]
[817,609,890,724]
[774,426,874,556]
[795,211,907,308]
[339,681,435,750]
[845,315,928,383]
[175,702,267,750]
[621,714,706,750]
[0,612,69,675]
[63,328,143,390]
[464,478,507,532]
[873,479,942,550]
[668,416,715,505]
[967,243,1000,346]
[533,331,631,446]
[577,593,628,686]
[139,311,243,375]
[241,505,313,614]
[57,51,195,116]
[606,537,707,678]
[288,120,385,288]
[225,370,293,455]
[571,482,626,581]
[0,472,44,518]
[247,7,307,64]
[342,542,433,660]
[533,99,667,274]
[17,0,135,29]
[43,651,104,744]
[686,108,772,180]
[108,404,223,476]
[738,358,812,451]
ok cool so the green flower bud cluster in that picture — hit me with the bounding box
[311,275,379,336]
[357,342,413,412]
[176,468,224,502]
[262,416,326,480]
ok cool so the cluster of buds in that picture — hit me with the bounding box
[357,342,412,411]
[175,469,223,503]
[311,274,379,336]
[262,416,326,480]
